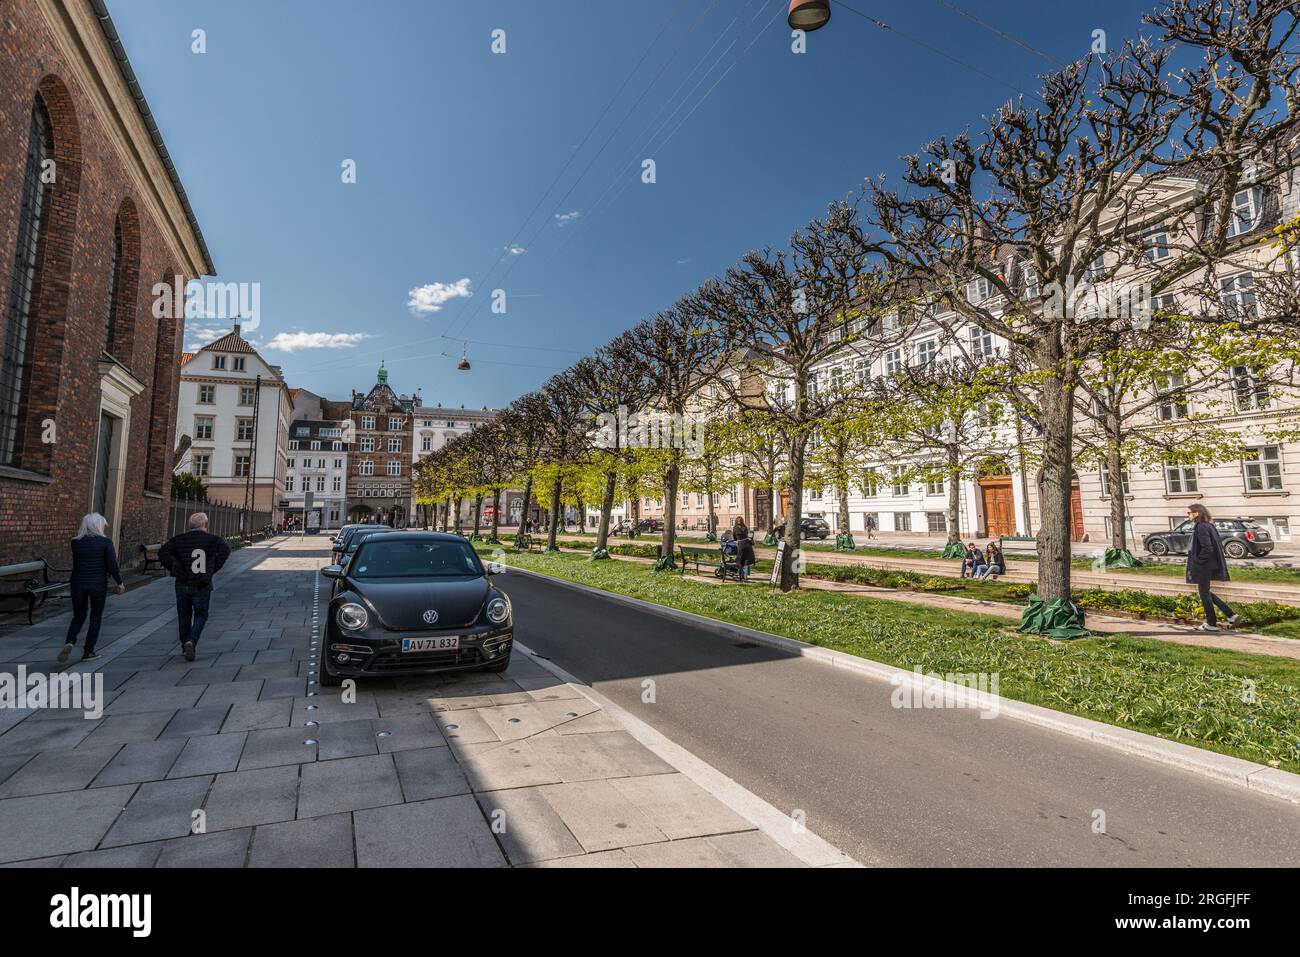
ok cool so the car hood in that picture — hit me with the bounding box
[347,576,489,630]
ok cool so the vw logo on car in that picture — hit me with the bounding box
[319,531,513,684]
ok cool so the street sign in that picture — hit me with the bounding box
[304,491,315,509]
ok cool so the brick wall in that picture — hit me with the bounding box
[0,3,188,572]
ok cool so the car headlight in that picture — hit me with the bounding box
[486,597,510,625]
[337,603,368,630]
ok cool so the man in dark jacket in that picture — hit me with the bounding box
[159,512,231,661]
[1185,504,1239,632]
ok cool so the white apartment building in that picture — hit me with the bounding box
[284,388,350,529]
[174,325,290,521]
[411,402,503,524]
[800,155,1300,547]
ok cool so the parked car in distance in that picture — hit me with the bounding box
[320,531,512,683]
[773,517,832,540]
[636,518,663,533]
[1142,518,1274,559]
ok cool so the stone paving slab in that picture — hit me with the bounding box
[0,536,831,868]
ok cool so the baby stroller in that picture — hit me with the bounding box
[717,536,743,581]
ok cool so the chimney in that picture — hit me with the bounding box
[232,323,241,337]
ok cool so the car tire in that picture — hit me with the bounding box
[1224,540,1247,559]
[1147,540,1170,556]
[318,653,342,687]
[483,655,511,673]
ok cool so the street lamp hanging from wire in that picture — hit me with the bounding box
[788,0,831,31]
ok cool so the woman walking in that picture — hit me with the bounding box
[732,517,756,581]
[1186,504,1239,632]
[57,513,124,663]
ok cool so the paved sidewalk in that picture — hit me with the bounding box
[0,536,816,868]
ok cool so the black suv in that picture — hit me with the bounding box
[773,517,832,540]
[1142,518,1274,559]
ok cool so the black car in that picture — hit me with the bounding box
[773,517,832,540]
[330,524,374,562]
[320,531,512,683]
[1143,518,1274,559]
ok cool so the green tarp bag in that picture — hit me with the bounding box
[1097,547,1143,569]
[940,542,967,559]
[1018,593,1090,640]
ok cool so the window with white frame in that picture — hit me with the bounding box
[387,460,401,476]
[212,355,226,370]
[862,470,880,498]
[388,437,402,453]
[1099,466,1131,497]
[361,415,375,430]
[286,475,294,492]
[917,339,939,366]
[310,440,320,451]
[1083,253,1106,280]
[333,459,343,469]
[968,326,995,357]
[360,460,374,476]
[728,487,737,506]
[233,356,245,371]
[236,418,255,442]
[926,512,947,534]
[894,511,912,532]
[1243,445,1283,492]
[239,386,255,405]
[1164,462,1198,494]
[696,493,704,507]
[332,476,342,492]
[1142,226,1170,262]
[966,277,992,303]
[192,454,210,477]
[1232,363,1270,411]
[1220,272,1257,322]
[195,417,213,441]
[926,473,945,496]
[421,435,432,451]
[885,347,907,374]
[711,492,720,506]
[234,454,251,478]
[198,384,215,404]
[1156,373,1189,421]
[1228,188,1262,236]
[1020,263,1040,300]
[891,467,909,497]
[853,358,869,386]
[316,476,326,492]
[359,437,374,452]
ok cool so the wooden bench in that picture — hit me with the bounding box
[678,544,739,580]
[139,542,164,574]
[0,559,71,625]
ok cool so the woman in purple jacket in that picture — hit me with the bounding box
[1185,504,1239,632]
[57,513,124,663]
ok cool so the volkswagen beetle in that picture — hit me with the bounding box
[320,531,512,684]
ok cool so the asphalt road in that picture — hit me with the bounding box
[504,571,1300,866]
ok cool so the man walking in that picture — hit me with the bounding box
[159,512,231,661]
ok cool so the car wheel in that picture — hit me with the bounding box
[1224,540,1247,559]
[1147,539,1169,556]
[483,655,511,673]
[318,653,342,687]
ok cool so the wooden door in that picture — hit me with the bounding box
[979,478,1015,538]
[1070,481,1085,542]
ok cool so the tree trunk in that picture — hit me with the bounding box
[706,479,717,536]
[576,495,586,533]
[1035,373,1075,601]
[452,497,463,534]
[1105,410,1128,551]
[945,444,962,546]
[836,479,850,538]
[629,481,641,539]
[472,494,483,536]
[518,476,534,534]
[781,435,808,591]
[441,498,451,532]
[546,475,563,550]
[660,459,680,565]
[490,488,502,540]
[596,470,617,551]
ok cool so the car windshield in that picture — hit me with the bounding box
[350,539,484,579]
[345,529,390,553]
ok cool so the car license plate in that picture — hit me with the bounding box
[402,636,459,653]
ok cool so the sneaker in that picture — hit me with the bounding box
[80,651,100,662]
[1226,614,1241,627]
[56,643,73,664]
[183,641,195,662]
[1196,623,1221,632]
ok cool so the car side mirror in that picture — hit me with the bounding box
[322,564,344,579]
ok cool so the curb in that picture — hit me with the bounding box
[506,565,1300,806]
[511,639,863,868]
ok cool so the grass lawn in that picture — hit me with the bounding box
[482,545,1300,773]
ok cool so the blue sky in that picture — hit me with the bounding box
[113,0,1162,408]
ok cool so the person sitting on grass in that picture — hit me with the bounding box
[974,541,1005,580]
[960,542,986,579]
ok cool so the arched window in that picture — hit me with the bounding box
[104,216,123,355]
[0,99,54,466]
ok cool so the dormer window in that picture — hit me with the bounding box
[966,278,992,303]
[233,356,246,371]
[212,355,226,370]
[1229,188,1262,237]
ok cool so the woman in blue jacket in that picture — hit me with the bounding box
[1185,504,1239,632]
[57,513,125,663]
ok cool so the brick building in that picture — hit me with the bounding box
[347,363,415,526]
[0,0,213,570]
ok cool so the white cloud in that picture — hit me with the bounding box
[506,245,527,255]
[184,325,231,351]
[264,331,368,352]
[555,211,581,228]
[407,277,473,314]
